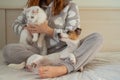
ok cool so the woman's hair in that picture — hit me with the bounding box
[26,0,69,15]
[52,0,69,15]
[26,0,51,8]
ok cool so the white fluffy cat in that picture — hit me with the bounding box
[20,6,47,54]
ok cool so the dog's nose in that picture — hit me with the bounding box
[57,33,61,38]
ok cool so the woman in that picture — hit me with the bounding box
[3,0,103,78]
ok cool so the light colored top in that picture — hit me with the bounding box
[12,1,80,50]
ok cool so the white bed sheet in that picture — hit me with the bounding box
[0,51,120,80]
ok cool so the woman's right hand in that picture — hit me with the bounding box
[23,24,36,37]
[25,22,54,37]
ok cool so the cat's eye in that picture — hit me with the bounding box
[31,16,34,19]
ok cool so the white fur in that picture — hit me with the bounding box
[20,6,47,53]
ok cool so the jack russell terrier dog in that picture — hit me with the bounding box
[26,28,82,74]
[8,28,82,73]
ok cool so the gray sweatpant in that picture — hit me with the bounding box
[3,33,103,73]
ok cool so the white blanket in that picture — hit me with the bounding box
[0,51,120,80]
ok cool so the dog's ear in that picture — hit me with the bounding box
[75,28,82,35]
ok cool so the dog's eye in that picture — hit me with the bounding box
[31,16,34,19]
[67,31,70,34]
[31,63,37,68]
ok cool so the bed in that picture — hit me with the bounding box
[0,50,120,80]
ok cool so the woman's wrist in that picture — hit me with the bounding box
[45,26,54,37]
[60,65,68,74]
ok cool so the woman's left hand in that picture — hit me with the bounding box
[39,65,67,78]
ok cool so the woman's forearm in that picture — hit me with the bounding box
[45,26,54,37]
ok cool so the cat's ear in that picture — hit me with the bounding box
[32,8,39,14]
[24,8,29,13]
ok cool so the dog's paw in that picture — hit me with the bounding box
[70,57,76,64]
[79,66,84,72]
[69,54,76,64]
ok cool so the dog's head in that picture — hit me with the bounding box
[58,28,82,45]
[24,6,46,24]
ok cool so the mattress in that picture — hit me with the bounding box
[0,50,120,80]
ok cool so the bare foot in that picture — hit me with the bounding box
[39,65,68,78]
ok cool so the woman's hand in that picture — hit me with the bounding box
[26,21,47,33]
[39,65,67,78]
[26,21,54,37]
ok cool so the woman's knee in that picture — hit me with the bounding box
[3,44,14,58]
[90,33,103,44]
[2,44,25,63]
[3,44,22,55]
[3,44,14,63]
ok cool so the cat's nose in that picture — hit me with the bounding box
[57,33,61,38]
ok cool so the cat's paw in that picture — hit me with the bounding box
[32,38,38,42]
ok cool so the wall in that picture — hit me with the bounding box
[76,0,120,8]
[0,9,6,49]
[0,0,27,9]
[0,0,120,8]
[80,8,120,52]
